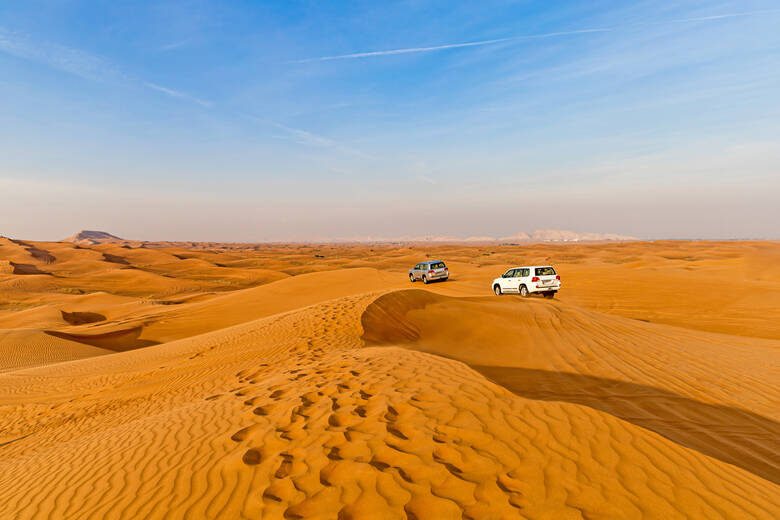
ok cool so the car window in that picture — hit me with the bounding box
[520,268,530,277]
[414,264,421,269]
[535,266,556,276]
[430,262,445,269]
[504,269,516,277]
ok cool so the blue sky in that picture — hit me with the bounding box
[1,0,779,241]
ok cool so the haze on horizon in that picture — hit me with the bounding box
[1,1,779,242]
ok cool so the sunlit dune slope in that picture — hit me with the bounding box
[0,329,111,372]
[121,267,408,344]
[0,267,405,371]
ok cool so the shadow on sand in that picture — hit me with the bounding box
[473,366,780,485]
[45,326,159,352]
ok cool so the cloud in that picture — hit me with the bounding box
[0,26,122,82]
[293,8,780,63]
[159,39,194,51]
[0,175,110,197]
[143,82,212,107]
[415,176,437,185]
[268,121,374,159]
[665,8,780,24]
[0,26,211,108]
[272,122,339,148]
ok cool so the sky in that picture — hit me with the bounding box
[1,0,779,241]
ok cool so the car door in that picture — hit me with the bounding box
[413,264,422,280]
[501,269,517,292]
[517,268,530,291]
[511,269,525,292]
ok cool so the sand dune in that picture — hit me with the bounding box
[0,239,778,518]
[362,290,780,483]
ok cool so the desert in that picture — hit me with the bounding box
[1,236,778,519]
[3,3,779,517]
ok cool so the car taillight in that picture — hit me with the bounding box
[444,267,448,271]
[428,270,434,274]
[531,276,540,282]
[556,275,560,280]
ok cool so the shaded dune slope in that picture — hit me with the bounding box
[45,327,159,352]
[361,289,780,485]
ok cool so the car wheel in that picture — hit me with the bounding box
[422,275,428,284]
[519,285,529,298]
[494,284,502,296]
[409,273,415,282]
[543,292,555,299]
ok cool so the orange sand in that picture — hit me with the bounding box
[0,237,778,518]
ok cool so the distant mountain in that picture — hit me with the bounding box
[322,230,636,244]
[64,230,124,245]
[59,229,636,245]
[498,232,531,242]
[528,229,637,242]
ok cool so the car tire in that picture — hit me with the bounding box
[494,285,502,296]
[543,292,555,299]
[422,275,429,284]
[409,273,415,282]
[519,285,529,298]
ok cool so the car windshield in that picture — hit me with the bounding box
[429,262,445,269]
[535,266,556,276]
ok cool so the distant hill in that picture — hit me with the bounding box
[324,229,637,244]
[528,229,637,242]
[58,228,636,246]
[64,230,124,245]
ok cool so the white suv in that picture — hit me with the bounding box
[492,265,560,298]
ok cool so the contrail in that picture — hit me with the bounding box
[293,8,780,63]
[144,82,212,108]
[301,36,515,62]
[293,29,609,63]
[664,8,780,24]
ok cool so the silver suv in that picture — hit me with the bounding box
[409,260,449,284]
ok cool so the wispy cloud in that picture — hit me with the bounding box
[0,26,122,82]
[0,26,211,108]
[293,8,780,63]
[664,8,780,24]
[159,39,194,51]
[415,176,437,185]
[268,121,374,159]
[273,122,339,148]
[143,82,212,107]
